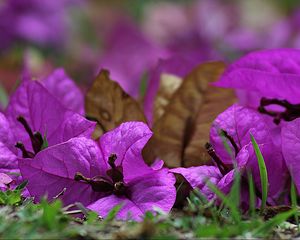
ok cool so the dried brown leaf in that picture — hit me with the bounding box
[85,70,146,139]
[183,83,236,166]
[143,61,236,168]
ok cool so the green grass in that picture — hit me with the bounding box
[251,134,268,211]
[0,185,298,239]
[0,137,299,239]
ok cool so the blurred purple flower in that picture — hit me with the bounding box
[142,1,223,60]
[98,15,219,99]
[266,9,300,49]
[166,30,220,63]
[99,19,169,98]
[20,122,176,220]
[194,0,238,43]
[0,0,82,49]
[172,104,288,205]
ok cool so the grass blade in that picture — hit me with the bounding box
[247,170,256,217]
[228,169,241,210]
[253,209,297,237]
[250,134,268,211]
[290,180,299,224]
[103,204,122,224]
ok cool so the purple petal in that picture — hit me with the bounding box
[210,104,269,165]
[216,170,235,194]
[59,113,96,143]
[214,49,300,107]
[0,113,16,150]
[170,166,222,200]
[0,173,13,185]
[170,166,222,189]
[87,195,142,221]
[42,68,85,114]
[210,104,288,199]
[6,81,95,151]
[0,172,13,191]
[151,159,164,170]
[99,122,153,182]
[0,113,17,169]
[19,137,103,206]
[282,119,300,192]
[88,168,176,221]
[0,143,18,170]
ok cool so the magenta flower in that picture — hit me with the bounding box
[0,0,82,49]
[214,49,300,109]
[266,10,300,50]
[99,19,168,98]
[172,104,289,204]
[2,80,94,166]
[142,1,222,61]
[19,122,176,220]
[23,68,85,114]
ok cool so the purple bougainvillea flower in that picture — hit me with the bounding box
[172,104,289,205]
[266,10,300,50]
[23,68,85,114]
[282,118,300,193]
[4,80,95,162]
[0,0,83,49]
[214,49,300,109]
[171,145,251,204]
[19,122,176,220]
[99,18,169,98]
[210,104,288,200]
[142,1,222,62]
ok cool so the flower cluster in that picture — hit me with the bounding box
[1,48,300,221]
[175,49,300,207]
[0,69,176,221]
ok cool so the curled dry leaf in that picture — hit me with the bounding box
[143,62,236,168]
[85,70,146,139]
